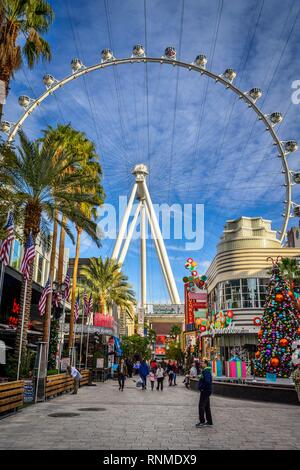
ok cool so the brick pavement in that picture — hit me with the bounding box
[0,378,299,450]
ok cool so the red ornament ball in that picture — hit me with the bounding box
[258,330,263,339]
[279,338,288,347]
[270,357,280,367]
[255,351,260,358]
[275,294,284,303]
[226,310,234,319]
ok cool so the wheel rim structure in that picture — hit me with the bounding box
[1,52,298,243]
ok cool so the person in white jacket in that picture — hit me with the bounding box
[67,365,82,394]
[156,365,165,391]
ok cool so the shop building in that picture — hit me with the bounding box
[145,304,184,358]
[0,233,69,368]
[203,217,300,361]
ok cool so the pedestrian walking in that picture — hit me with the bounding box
[126,358,133,378]
[117,359,127,391]
[167,360,174,386]
[196,359,213,428]
[172,361,178,386]
[156,364,165,391]
[150,359,158,371]
[183,374,190,389]
[292,364,300,401]
[149,369,156,390]
[133,360,140,375]
[189,362,198,378]
[139,359,149,390]
[67,365,82,395]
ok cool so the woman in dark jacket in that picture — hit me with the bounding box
[117,359,128,391]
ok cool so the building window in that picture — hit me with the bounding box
[241,278,259,308]
[212,278,270,311]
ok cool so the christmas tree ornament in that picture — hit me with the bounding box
[275,293,284,302]
[254,257,299,378]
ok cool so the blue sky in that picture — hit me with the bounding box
[4,0,300,303]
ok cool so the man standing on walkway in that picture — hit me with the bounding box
[196,359,213,428]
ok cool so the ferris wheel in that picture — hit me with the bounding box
[1,44,299,244]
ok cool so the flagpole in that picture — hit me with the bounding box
[79,304,85,369]
[17,279,28,381]
[71,296,78,367]
[58,296,66,372]
[85,318,90,370]
[0,262,4,308]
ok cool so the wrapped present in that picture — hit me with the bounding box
[211,360,223,377]
[225,359,246,378]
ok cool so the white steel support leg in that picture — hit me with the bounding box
[112,182,138,260]
[140,200,147,308]
[142,180,180,304]
[145,203,173,301]
[118,201,142,265]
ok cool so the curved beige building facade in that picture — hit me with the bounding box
[202,217,300,360]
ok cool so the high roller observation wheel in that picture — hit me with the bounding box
[1,45,299,244]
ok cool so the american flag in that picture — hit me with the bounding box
[87,293,93,324]
[64,270,70,301]
[38,278,52,316]
[20,233,35,280]
[83,287,88,315]
[74,293,80,321]
[0,213,15,266]
[88,292,93,313]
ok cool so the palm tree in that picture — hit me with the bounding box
[80,257,136,316]
[0,0,54,119]
[39,124,104,351]
[40,124,102,283]
[278,258,300,289]
[68,157,104,351]
[169,324,181,341]
[0,130,101,370]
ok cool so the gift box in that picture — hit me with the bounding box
[225,360,246,378]
[211,360,223,377]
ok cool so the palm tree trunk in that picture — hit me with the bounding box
[14,262,35,370]
[99,296,106,315]
[69,227,81,350]
[43,217,58,344]
[57,215,67,283]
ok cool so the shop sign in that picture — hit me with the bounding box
[96,358,104,369]
[147,304,184,315]
[23,379,34,403]
[60,357,70,371]
[156,335,166,344]
[194,309,207,319]
[155,346,166,355]
[186,323,195,332]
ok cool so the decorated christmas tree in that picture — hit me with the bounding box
[254,258,300,378]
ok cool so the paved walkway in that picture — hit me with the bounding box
[0,378,299,450]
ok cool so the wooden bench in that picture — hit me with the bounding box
[0,380,24,415]
[46,370,90,399]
